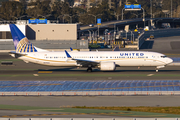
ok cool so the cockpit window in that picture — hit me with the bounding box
[161,56,167,58]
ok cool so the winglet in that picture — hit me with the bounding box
[70,47,73,51]
[65,50,72,58]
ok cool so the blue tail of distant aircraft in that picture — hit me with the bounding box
[9,24,37,53]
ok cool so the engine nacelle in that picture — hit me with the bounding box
[99,61,116,71]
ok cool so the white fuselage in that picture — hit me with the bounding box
[13,51,173,68]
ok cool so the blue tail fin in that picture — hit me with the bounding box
[9,24,37,53]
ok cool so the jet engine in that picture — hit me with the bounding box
[99,61,116,71]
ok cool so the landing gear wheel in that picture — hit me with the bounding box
[87,67,92,72]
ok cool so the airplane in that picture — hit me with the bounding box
[9,24,173,72]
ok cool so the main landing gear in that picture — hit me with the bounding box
[87,66,92,72]
[87,67,92,72]
[87,65,92,72]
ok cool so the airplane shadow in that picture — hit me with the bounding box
[140,40,154,49]
[37,67,80,71]
[37,67,180,73]
[104,69,180,72]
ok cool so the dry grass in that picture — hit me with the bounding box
[73,106,180,114]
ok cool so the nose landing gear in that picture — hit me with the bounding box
[156,66,165,72]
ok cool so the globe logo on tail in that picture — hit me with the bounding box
[16,37,37,53]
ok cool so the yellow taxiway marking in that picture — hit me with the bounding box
[38,71,52,73]
[33,74,39,76]
[147,74,154,76]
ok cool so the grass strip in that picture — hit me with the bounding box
[73,106,180,115]
[0,59,21,62]
[1,104,180,117]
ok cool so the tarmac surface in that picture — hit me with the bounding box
[0,36,180,118]
[1,96,180,107]
[1,52,180,80]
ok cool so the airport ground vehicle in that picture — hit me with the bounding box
[9,24,173,72]
[89,24,94,27]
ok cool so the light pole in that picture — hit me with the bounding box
[88,30,92,43]
[95,30,97,40]
[116,14,121,20]
[113,12,121,20]
[114,23,116,40]
[90,30,94,42]
[150,0,152,19]
[88,14,102,24]
[171,0,172,18]
[121,8,125,20]
[141,7,145,29]
[70,16,72,23]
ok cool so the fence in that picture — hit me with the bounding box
[0,40,88,50]
[0,91,180,96]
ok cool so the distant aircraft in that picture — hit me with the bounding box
[9,24,173,72]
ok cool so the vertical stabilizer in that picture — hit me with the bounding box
[9,24,37,53]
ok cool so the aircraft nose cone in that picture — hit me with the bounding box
[168,58,173,64]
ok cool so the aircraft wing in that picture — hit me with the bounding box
[72,58,99,67]
[65,50,99,67]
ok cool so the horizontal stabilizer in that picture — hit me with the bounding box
[9,51,27,56]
